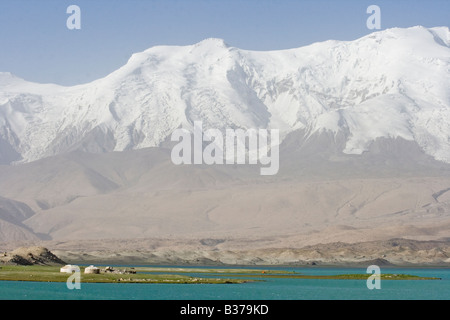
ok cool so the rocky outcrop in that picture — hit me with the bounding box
[0,246,66,266]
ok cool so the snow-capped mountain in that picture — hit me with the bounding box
[0,26,449,165]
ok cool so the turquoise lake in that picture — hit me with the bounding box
[0,267,449,300]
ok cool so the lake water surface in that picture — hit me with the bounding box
[0,266,449,300]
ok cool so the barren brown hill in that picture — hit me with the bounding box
[0,246,66,266]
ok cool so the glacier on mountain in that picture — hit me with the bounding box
[0,26,449,165]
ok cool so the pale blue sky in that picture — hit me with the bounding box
[0,0,448,85]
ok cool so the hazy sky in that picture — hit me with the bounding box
[0,0,448,85]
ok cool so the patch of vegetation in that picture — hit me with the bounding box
[0,265,248,284]
[0,265,440,284]
[217,272,440,280]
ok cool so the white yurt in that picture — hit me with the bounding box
[84,265,100,274]
[60,264,79,273]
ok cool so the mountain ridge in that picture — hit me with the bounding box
[0,26,449,245]
[0,26,449,165]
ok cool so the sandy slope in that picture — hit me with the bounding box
[0,135,449,266]
[0,139,448,242]
[1,237,448,266]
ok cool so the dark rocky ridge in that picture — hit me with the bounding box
[0,246,66,266]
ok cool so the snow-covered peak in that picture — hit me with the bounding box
[0,26,449,164]
[194,37,230,48]
[0,72,26,87]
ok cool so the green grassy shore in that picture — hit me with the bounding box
[0,265,440,284]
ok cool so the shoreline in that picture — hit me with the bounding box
[0,265,441,284]
[54,259,450,269]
